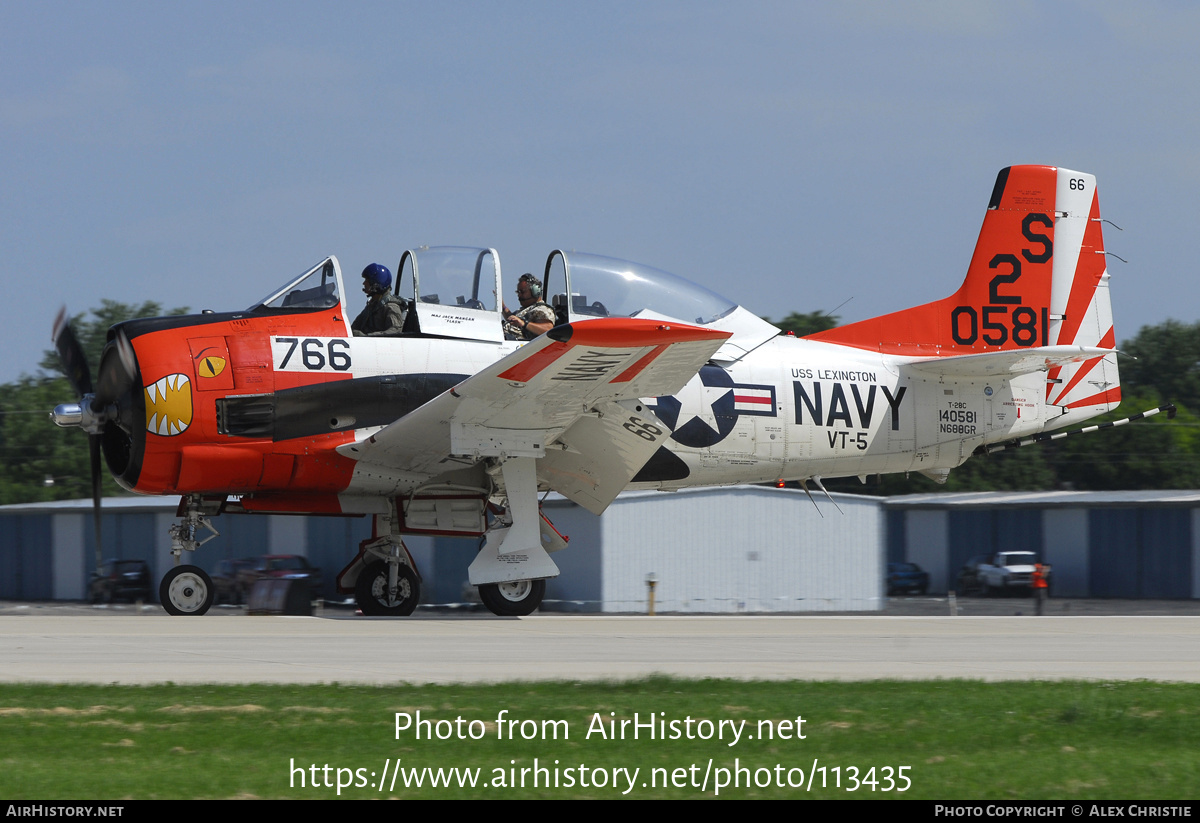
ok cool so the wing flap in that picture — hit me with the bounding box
[539,400,671,514]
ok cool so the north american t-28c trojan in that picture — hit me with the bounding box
[52,165,1169,616]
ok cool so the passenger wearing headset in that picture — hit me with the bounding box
[501,273,555,340]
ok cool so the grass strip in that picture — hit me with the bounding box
[1,678,1197,799]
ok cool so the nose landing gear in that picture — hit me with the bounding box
[160,565,215,616]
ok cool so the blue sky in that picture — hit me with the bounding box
[3,1,1198,384]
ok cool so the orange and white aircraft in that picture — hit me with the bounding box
[52,165,1157,616]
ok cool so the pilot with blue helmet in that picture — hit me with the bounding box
[352,263,406,337]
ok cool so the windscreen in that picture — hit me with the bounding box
[248,259,341,312]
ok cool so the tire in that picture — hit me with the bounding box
[479,579,546,617]
[160,565,214,616]
[355,561,419,617]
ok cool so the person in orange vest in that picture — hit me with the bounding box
[1032,561,1050,615]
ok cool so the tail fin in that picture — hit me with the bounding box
[807,165,1119,422]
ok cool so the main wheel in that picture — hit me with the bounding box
[478,579,545,617]
[355,561,419,616]
[160,565,214,616]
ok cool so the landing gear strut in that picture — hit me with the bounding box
[346,501,423,616]
[161,494,221,616]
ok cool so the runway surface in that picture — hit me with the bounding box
[3,613,1198,683]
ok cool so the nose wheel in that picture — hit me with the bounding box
[160,565,215,616]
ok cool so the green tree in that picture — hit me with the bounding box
[766,310,839,337]
[39,300,186,380]
[1120,319,1200,412]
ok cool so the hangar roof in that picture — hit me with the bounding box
[885,489,1200,510]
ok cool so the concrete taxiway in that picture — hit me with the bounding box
[2,613,1198,683]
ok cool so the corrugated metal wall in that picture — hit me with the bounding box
[0,514,52,599]
[1043,509,1089,596]
[1090,508,1191,598]
[886,509,907,564]
[599,488,882,613]
[889,499,1196,599]
[905,510,947,592]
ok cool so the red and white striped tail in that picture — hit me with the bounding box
[1041,167,1120,425]
[805,165,1120,425]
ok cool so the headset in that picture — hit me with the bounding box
[517,272,542,300]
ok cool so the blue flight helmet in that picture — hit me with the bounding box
[362,263,393,295]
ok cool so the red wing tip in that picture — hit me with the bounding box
[563,317,731,348]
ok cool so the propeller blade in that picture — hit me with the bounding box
[94,330,137,408]
[53,306,93,398]
[89,433,103,569]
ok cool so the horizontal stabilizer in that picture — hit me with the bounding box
[905,345,1114,379]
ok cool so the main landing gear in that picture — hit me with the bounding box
[356,559,420,616]
[478,579,546,617]
[343,531,423,617]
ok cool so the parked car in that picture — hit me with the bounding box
[236,555,324,601]
[89,559,153,603]
[886,562,929,596]
[973,551,1041,596]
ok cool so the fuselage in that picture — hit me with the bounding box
[112,301,1050,509]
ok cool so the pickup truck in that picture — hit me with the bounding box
[975,551,1042,595]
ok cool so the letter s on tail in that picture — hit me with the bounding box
[806,165,1120,424]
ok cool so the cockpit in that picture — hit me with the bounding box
[247,247,777,359]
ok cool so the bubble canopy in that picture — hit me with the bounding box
[543,251,736,326]
[242,249,774,357]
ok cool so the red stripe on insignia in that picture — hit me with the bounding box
[1065,386,1122,409]
[733,394,773,405]
[609,344,668,383]
[497,340,572,383]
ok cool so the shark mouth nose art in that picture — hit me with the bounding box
[145,374,193,436]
